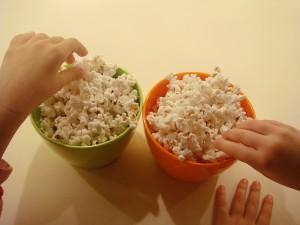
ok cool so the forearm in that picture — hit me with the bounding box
[0,32,88,183]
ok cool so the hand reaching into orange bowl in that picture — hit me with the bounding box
[142,69,255,182]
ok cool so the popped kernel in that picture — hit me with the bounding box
[40,55,139,146]
[146,68,251,163]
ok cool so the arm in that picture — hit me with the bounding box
[215,119,300,190]
[0,32,88,160]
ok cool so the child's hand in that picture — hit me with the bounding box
[0,32,88,119]
[213,179,273,225]
[215,120,300,190]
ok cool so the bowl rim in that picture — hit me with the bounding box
[30,67,143,149]
[142,71,256,166]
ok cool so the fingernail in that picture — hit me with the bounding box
[253,180,261,188]
[81,48,88,55]
[214,137,223,146]
[218,185,226,193]
[241,178,248,185]
[265,194,273,202]
[75,67,84,79]
[241,178,248,184]
[214,139,219,146]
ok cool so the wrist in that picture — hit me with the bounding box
[0,69,35,121]
[0,104,27,158]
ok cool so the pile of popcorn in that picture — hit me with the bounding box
[40,55,139,146]
[146,68,250,163]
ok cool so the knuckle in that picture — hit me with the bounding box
[31,39,47,51]
[10,35,20,44]
[257,143,283,170]
[68,37,78,42]
[4,47,15,58]
[47,45,64,59]
[66,37,78,46]
[258,155,274,170]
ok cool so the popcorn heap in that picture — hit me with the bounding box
[146,68,250,163]
[40,55,139,146]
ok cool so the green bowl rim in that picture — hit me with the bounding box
[30,67,143,149]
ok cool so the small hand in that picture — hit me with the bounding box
[213,179,273,225]
[0,32,88,118]
[215,120,300,190]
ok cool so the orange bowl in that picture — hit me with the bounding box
[142,72,256,182]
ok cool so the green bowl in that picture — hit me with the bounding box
[30,67,143,169]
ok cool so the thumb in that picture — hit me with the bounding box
[56,67,84,86]
[0,159,13,185]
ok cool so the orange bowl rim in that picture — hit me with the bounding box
[142,71,256,167]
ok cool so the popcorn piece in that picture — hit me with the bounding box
[147,68,251,163]
[40,55,139,146]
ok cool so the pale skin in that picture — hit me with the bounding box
[213,178,273,225]
[2,32,298,224]
[0,32,88,160]
[0,32,88,212]
[213,119,300,224]
[215,119,300,191]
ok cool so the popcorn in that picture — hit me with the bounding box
[40,55,139,146]
[146,68,251,163]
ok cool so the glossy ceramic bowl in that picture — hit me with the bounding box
[142,71,256,182]
[31,67,143,169]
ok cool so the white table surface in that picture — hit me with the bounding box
[1,0,300,224]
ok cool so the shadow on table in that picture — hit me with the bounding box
[13,131,298,225]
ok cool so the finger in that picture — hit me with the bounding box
[256,194,273,225]
[0,159,13,184]
[264,120,285,127]
[9,32,35,47]
[213,185,229,225]
[214,138,258,163]
[47,36,64,44]
[56,38,88,59]
[222,128,265,150]
[264,119,298,131]
[244,181,261,222]
[65,54,76,64]
[27,33,49,43]
[230,178,248,217]
[236,120,275,135]
[56,67,84,87]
